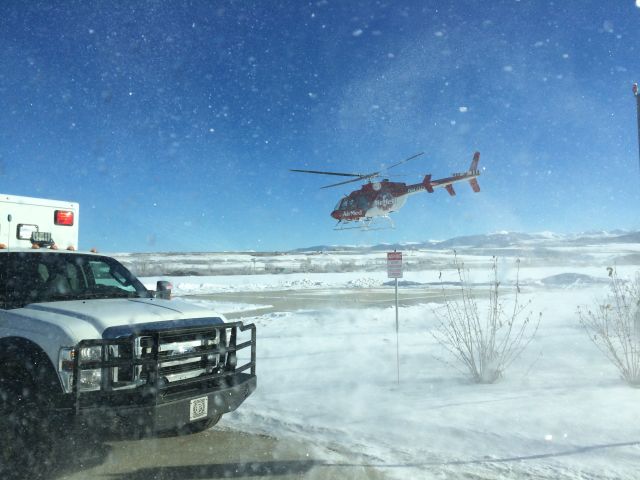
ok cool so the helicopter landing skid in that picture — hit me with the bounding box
[334,216,395,231]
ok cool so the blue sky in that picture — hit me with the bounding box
[1,1,639,252]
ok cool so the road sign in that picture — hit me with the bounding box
[387,251,403,278]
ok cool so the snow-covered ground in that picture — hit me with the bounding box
[223,290,640,480]
[135,240,640,479]
[140,264,623,296]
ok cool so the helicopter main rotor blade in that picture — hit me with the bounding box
[319,152,426,188]
[321,174,378,189]
[380,152,425,172]
[291,151,425,189]
[289,169,367,177]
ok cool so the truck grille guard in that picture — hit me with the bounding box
[71,321,256,412]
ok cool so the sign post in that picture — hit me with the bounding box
[387,251,403,384]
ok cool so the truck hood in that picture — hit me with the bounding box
[14,297,226,340]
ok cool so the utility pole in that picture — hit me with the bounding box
[632,84,640,339]
[634,83,640,170]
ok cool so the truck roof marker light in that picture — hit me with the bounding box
[50,244,59,250]
[54,210,74,226]
[67,246,76,251]
[0,243,6,249]
[31,243,40,249]
[90,248,98,253]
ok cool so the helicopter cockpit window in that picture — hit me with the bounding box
[339,198,355,210]
[336,198,349,210]
[356,196,369,210]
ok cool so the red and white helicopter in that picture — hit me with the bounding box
[291,151,481,230]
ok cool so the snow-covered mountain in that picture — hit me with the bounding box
[292,230,639,253]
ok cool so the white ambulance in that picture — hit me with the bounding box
[0,194,79,250]
[0,194,256,470]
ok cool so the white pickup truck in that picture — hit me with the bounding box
[0,195,256,464]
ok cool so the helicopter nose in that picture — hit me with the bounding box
[331,210,341,220]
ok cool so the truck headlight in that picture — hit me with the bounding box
[77,346,103,391]
[60,343,144,393]
[59,346,104,392]
[79,346,103,362]
[78,369,102,391]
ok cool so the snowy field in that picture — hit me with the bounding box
[135,236,640,480]
[114,230,640,279]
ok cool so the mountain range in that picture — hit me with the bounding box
[292,230,640,253]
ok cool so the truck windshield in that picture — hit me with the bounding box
[2,252,151,309]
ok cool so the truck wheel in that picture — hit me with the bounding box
[0,355,60,477]
[180,414,222,435]
[0,370,49,477]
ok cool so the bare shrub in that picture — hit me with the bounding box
[431,254,541,383]
[578,268,640,387]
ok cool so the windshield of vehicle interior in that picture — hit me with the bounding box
[4,1,640,480]
[1,252,150,308]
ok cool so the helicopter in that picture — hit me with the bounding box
[291,151,481,230]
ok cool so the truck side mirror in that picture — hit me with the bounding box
[156,280,173,300]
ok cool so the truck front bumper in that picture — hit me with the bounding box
[72,373,256,433]
[64,321,257,434]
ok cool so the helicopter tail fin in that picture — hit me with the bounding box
[469,151,480,172]
[467,151,480,193]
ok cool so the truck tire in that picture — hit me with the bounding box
[0,369,46,477]
[0,349,61,478]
